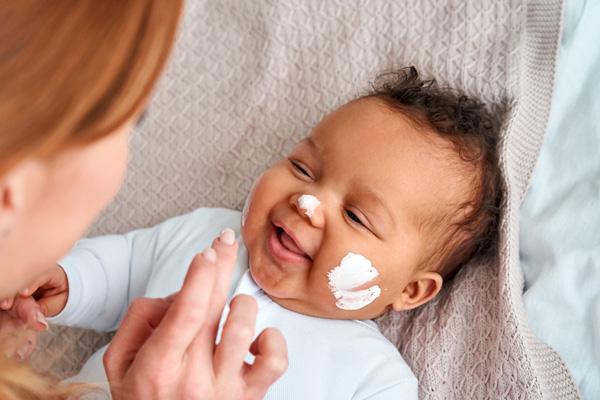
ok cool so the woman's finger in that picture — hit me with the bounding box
[205,229,239,321]
[104,297,172,383]
[143,249,218,359]
[210,294,257,379]
[244,327,288,396]
[197,230,239,350]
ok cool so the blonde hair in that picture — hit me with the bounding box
[0,0,183,397]
[0,356,93,400]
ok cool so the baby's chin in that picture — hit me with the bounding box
[246,258,285,298]
[247,262,264,289]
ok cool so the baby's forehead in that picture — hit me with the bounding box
[308,98,448,155]
[293,99,480,226]
[302,99,464,175]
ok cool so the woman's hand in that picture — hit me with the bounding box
[0,266,68,331]
[0,310,38,361]
[0,266,68,361]
[104,229,288,400]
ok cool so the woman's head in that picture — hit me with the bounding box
[0,0,183,298]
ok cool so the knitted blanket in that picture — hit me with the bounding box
[33,0,580,398]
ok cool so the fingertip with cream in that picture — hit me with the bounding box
[219,228,236,246]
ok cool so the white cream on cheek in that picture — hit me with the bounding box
[327,252,381,310]
[298,194,320,218]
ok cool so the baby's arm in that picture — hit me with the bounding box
[49,210,204,332]
[351,345,418,400]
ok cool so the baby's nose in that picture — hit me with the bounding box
[292,194,324,227]
[298,194,320,218]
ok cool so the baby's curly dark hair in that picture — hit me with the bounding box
[363,67,503,278]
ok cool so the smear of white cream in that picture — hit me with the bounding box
[327,252,381,310]
[298,194,320,218]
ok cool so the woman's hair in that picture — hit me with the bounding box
[364,67,503,278]
[0,0,183,175]
[0,0,183,398]
[0,356,94,400]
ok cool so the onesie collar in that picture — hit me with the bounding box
[234,270,265,298]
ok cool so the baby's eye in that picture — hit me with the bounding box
[290,160,312,178]
[345,209,365,227]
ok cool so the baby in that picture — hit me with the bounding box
[26,67,502,398]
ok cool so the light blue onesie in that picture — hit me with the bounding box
[49,208,418,399]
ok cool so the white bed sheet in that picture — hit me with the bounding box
[520,1,600,399]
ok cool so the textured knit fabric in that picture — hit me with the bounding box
[32,0,580,398]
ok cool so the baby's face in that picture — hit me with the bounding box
[242,98,469,319]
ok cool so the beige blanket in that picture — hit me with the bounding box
[33,0,580,398]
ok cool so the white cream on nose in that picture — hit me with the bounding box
[327,252,381,310]
[298,194,321,219]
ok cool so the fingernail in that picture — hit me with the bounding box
[203,247,217,262]
[19,288,30,296]
[0,299,8,309]
[36,311,49,330]
[219,228,236,246]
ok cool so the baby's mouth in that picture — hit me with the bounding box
[267,223,312,264]
[277,227,306,256]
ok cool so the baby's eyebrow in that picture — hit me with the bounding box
[303,136,322,154]
[353,187,395,233]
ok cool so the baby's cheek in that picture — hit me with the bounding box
[241,171,285,253]
[241,178,260,227]
[243,169,281,218]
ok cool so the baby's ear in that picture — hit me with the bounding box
[391,271,443,312]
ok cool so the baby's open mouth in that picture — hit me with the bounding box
[268,223,312,264]
[277,226,306,255]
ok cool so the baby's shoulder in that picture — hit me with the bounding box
[317,318,405,359]
[326,320,417,394]
[277,313,405,367]
[173,207,241,233]
[271,315,417,398]
[154,207,242,248]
